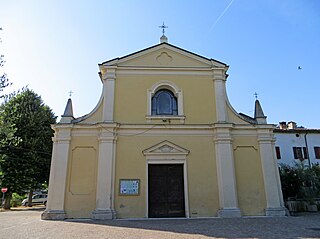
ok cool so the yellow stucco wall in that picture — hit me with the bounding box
[233,136,266,215]
[65,136,98,218]
[114,75,216,124]
[114,135,219,218]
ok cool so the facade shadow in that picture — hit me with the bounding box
[64,214,320,239]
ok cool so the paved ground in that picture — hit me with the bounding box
[0,208,320,239]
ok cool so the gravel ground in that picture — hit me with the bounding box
[0,208,320,239]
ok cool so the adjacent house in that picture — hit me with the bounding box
[274,121,320,166]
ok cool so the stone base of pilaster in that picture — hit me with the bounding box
[265,207,286,217]
[41,210,67,220]
[218,208,242,218]
[92,209,116,220]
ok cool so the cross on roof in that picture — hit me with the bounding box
[159,22,168,35]
[68,90,74,98]
[254,92,258,99]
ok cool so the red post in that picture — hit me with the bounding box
[1,188,8,207]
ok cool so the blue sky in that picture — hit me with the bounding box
[1,0,320,128]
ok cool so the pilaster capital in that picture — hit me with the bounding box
[98,136,117,143]
[214,137,233,144]
[53,137,72,144]
[212,69,226,81]
[213,124,233,143]
[213,123,234,129]
[257,128,276,143]
[52,124,74,131]
[53,125,73,143]
[102,66,117,81]
[257,136,276,144]
[98,123,119,143]
[97,123,119,132]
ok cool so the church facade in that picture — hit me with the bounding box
[42,36,285,220]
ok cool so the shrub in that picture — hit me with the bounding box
[10,193,26,207]
[279,163,320,201]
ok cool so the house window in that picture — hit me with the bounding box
[275,146,281,159]
[151,90,177,115]
[314,147,320,159]
[303,147,308,159]
[293,147,302,160]
[293,147,308,160]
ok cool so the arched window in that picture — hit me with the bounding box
[151,90,178,115]
[147,81,185,122]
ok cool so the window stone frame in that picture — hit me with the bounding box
[147,81,185,122]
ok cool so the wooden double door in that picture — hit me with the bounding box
[148,164,185,218]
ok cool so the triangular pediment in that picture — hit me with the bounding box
[143,140,189,156]
[101,43,226,68]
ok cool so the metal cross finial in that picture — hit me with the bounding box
[159,22,168,35]
[254,92,258,99]
[68,90,74,98]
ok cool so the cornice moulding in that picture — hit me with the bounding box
[115,68,214,76]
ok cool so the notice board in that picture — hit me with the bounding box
[119,179,140,196]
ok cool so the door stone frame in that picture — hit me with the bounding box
[143,141,190,218]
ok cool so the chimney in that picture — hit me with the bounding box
[287,121,297,130]
[279,121,287,130]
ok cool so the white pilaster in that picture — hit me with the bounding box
[42,126,72,220]
[102,67,116,122]
[214,124,241,217]
[92,125,117,219]
[257,128,286,217]
[213,70,228,122]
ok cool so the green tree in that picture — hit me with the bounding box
[0,27,11,98]
[0,88,56,209]
[0,27,14,207]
